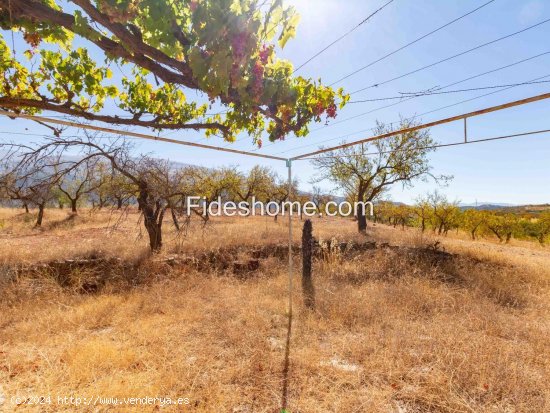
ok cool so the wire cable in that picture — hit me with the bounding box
[275,73,550,156]
[209,1,492,139]
[0,130,54,137]
[307,52,550,134]
[329,0,497,86]
[294,0,396,73]
[297,128,550,160]
[252,51,550,153]
[351,17,550,95]
[349,79,550,103]
[215,0,497,134]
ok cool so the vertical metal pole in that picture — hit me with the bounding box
[286,159,293,317]
[464,117,468,143]
[281,159,293,411]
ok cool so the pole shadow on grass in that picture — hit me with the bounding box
[280,307,292,413]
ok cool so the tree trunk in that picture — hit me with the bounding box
[70,198,78,214]
[23,203,29,213]
[142,207,163,251]
[301,219,315,309]
[489,227,503,242]
[204,201,209,219]
[35,204,45,227]
[356,204,367,233]
[171,207,180,231]
[116,197,123,209]
[138,188,164,252]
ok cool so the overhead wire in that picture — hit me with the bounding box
[252,52,550,154]
[304,51,550,134]
[217,0,397,148]
[294,0,396,73]
[4,2,497,150]
[297,128,550,160]
[242,1,501,151]
[349,79,550,103]
[292,91,550,159]
[0,130,56,138]
[329,0,497,86]
[0,109,288,161]
[203,0,396,120]
[275,73,550,155]
[219,0,397,149]
[350,16,550,95]
[250,29,550,153]
[244,0,499,150]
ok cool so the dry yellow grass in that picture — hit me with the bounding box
[0,208,549,412]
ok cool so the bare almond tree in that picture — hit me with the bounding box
[311,186,333,216]
[0,160,57,227]
[0,134,182,251]
[312,119,449,233]
[56,158,106,214]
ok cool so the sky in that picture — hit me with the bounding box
[1,0,549,205]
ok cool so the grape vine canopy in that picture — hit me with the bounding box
[0,0,349,146]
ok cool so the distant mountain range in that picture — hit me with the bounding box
[459,203,550,212]
[459,202,516,208]
[459,202,516,211]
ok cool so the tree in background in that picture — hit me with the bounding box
[311,186,332,216]
[413,195,432,233]
[1,134,190,250]
[187,166,241,221]
[56,158,104,213]
[0,161,57,227]
[264,174,298,221]
[393,204,413,230]
[312,120,447,233]
[101,170,136,210]
[461,209,488,240]
[532,211,550,245]
[373,201,392,225]
[235,165,275,214]
[428,191,460,236]
[135,158,197,244]
[0,0,347,144]
[374,191,550,245]
[486,213,520,244]
[0,169,30,212]
[375,202,413,230]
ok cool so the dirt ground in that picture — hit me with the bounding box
[0,208,549,412]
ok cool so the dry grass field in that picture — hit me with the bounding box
[0,207,549,412]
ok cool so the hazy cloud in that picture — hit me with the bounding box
[519,1,544,25]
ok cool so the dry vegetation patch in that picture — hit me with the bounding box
[0,211,549,412]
